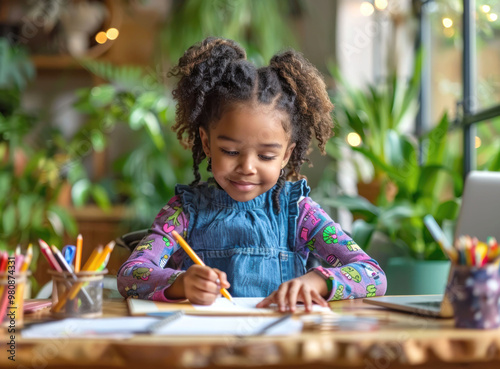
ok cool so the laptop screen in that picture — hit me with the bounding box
[454,171,500,242]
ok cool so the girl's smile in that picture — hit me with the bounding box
[200,104,295,202]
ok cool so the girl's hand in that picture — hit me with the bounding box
[256,272,329,313]
[182,265,230,305]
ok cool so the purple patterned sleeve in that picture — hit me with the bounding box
[117,195,189,301]
[296,197,387,301]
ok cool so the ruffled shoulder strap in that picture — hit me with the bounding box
[284,179,310,248]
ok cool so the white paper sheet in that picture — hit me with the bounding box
[192,297,332,313]
[151,314,303,336]
[21,317,159,338]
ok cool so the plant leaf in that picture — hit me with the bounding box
[351,219,377,250]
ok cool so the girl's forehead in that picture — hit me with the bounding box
[210,104,289,139]
[211,104,291,140]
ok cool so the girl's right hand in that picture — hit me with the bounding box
[181,265,230,305]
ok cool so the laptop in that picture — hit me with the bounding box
[363,171,500,317]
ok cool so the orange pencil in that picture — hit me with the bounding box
[75,234,83,273]
[171,230,234,304]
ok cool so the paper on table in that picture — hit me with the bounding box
[152,315,303,336]
[192,297,332,313]
[127,296,333,316]
[21,317,159,339]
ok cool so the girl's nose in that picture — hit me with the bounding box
[237,155,257,175]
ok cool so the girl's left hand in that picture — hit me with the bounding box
[256,272,329,313]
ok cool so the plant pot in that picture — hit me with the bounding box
[384,257,451,295]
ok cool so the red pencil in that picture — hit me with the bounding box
[0,252,7,273]
[38,239,63,272]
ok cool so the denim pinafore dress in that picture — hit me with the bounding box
[175,180,310,297]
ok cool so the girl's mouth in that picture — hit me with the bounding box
[229,180,258,192]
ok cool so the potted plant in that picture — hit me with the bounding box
[322,55,467,294]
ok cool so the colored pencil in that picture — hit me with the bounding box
[38,239,63,272]
[171,230,234,304]
[75,234,83,273]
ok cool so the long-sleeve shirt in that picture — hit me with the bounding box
[117,183,387,302]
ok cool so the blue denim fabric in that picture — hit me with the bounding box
[176,180,310,297]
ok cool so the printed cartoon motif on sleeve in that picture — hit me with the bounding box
[167,206,183,226]
[366,284,377,297]
[326,254,342,267]
[306,238,316,252]
[136,239,153,252]
[360,264,382,285]
[124,284,139,298]
[323,226,338,244]
[343,239,361,251]
[333,284,344,300]
[303,201,323,227]
[341,266,361,283]
[132,267,153,280]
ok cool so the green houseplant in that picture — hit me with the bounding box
[0,38,79,293]
[323,54,468,294]
[70,61,194,228]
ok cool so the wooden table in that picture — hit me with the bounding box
[3,298,500,369]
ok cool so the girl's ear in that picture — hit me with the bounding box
[282,142,296,168]
[199,127,211,157]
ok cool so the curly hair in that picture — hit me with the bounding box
[169,37,334,212]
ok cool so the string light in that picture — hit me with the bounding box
[481,5,491,13]
[442,17,453,28]
[374,0,388,10]
[95,31,107,44]
[106,28,119,40]
[475,136,482,149]
[360,2,375,16]
[347,132,362,147]
[487,13,498,21]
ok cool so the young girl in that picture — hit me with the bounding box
[117,37,386,312]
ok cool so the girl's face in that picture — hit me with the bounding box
[200,104,295,202]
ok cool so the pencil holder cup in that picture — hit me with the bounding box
[1,271,30,329]
[49,269,107,318]
[447,263,500,329]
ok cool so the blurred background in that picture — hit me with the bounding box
[1,0,499,295]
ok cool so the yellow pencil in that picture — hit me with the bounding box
[171,230,234,303]
[93,241,115,272]
[75,234,83,272]
[21,244,32,272]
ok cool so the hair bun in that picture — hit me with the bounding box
[173,37,246,77]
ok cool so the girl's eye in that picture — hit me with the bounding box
[220,148,238,156]
[259,155,276,161]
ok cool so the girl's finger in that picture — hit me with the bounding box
[311,289,329,307]
[300,286,313,312]
[287,281,302,312]
[212,268,230,288]
[275,284,290,312]
[256,291,276,308]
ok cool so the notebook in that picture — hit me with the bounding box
[363,170,500,318]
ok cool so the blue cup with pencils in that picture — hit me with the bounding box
[447,236,500,329]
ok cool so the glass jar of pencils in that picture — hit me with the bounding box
[49,269,107,318]
[1,271,30,329]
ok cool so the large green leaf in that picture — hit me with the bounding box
[322,195,380,220]
[351,219,377,250]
